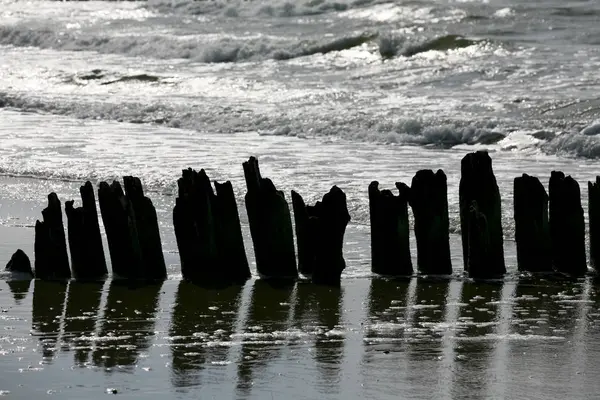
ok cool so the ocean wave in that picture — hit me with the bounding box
[145,0,379,18]
[6,89,600,161]
[541,131,600,159]
[377,33,486,59]
[0,25,376,63]
[0,90,508,149]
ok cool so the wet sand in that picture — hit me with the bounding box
[0,176,599,399]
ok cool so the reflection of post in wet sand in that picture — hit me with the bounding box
[293,282,344,394]
[407,278,451,353]
[31,280,68,360]
[169,281,244,389]
[450,280,503,400]
[363,277,412,350]
[61,281,105,365]
[91,280,162,370]
[503,277,594,398]
[7,279,32,305]
[236,279,295,397]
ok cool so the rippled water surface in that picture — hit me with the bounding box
[2,276,600,399]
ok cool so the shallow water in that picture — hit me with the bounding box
[2,276,600,399]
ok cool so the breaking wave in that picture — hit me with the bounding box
[0,90,507,148]
[378,33,486,59]
[0,25,376,63]
[145,0,381,18]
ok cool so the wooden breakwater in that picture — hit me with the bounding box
[6,150,600,285]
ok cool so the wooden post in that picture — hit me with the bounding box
[243,157,297,279]
[549,171,586,276]
[410,169,452,275]
[459,151,505,278]
[65,181,108,280]
[291,190,312,276]
[123,176,167,280]
[213,180,251,282]
[589,177,600,271]
[368,181,413,276]
[291,186,350,285]
[173,168,250,284]
[34,193,71,280]
[514,174,552,272]
[98,181,143,279]
[5,249,33,277]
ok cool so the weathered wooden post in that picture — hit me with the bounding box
[514,174,552,272]
[123,176,167,280]
[34,193,71,280]
[291,186,350,285]
[409,169,452,275]
[173,168,249,284]
[213,180,250,282]
[98,181,143,279]
[589,177,600,271]
[549,171,586,276]
[368,181,413,276]
[243,157,297,279]
[65,181,108,280]
[291,191,312,277]
[459,151,505,278]
[5,249,33,277]
[173,168,214,282]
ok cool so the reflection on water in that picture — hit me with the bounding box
[62,281,104,365]
[169,281,243,390]
[31,280,68,361]
[5,276,600,398]
[6,279,31,305]
[91,281,162,370]
[236,280,295,397]
[294,282,344,394]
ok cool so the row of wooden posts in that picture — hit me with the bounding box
[5,150,600,284]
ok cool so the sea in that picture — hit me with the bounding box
[1,0,600,398]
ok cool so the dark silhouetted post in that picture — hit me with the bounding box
[123,176,167,280]
[5,249,33,277]
[368,181,412,276]
[34,193,71,280]
[213,180,250,282]
[292,186,350,285]
[243,157,297,279]
[514,174,552,272]
[65,181,108,280]
[410,169,452,275]
[459,151,505,278]
[549,171,586,276]
[589,177,600,271]
[173,168,249,284]
[98,181,143,279]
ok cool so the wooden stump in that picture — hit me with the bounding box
[368,181,413,276]
[123,176,167,280]
[243,157,297,279]
[459,151,505,278]
[173,168,249,284]
[34,193,71,280]
[65,181,108,280]
[514,174,552,272]
[549,171,586,276]
[213,180,250,282]
[291,186,350,285]
[98,181,143,279]
[5,249,33,277]
[589,177,600,271]
[410,169,452,275]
